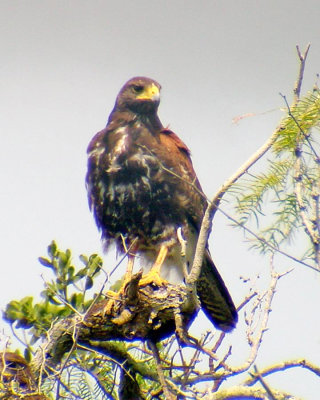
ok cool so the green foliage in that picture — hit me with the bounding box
[230,88,320,262]
[39,241,103,308]
[4,241,103,345]
[273,90,320,154]
[234,159,294,226]
[47,355,116,400]
[39,339,159,400]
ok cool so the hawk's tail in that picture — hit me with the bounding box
[196,252,238,332]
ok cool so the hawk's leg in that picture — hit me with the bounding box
[139,245,168,287]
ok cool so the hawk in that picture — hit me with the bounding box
[86,77,238,331]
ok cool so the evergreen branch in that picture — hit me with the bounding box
[280,92,319,160]
[273,90,320,154]
[234,160,293,226]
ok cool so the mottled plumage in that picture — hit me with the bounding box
[86,77,237,331]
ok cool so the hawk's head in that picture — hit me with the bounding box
[114,77,161,115]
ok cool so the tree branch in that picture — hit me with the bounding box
[148,341,176,400]
[213,385,303,400]
[30,280,198,381]
[244,358,320,386]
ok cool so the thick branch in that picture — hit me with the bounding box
[84,341,159,382]
[30,278,198,381]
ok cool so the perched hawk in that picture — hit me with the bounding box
[86,77,238,331]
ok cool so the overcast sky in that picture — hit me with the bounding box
[1,1,320,398]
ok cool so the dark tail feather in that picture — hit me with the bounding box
[196,252,238,332]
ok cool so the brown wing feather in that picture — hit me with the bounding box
[158,129,206,227]
[158,130,238,330]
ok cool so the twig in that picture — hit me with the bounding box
[237,291,258,312]
[210,292,257,381]
[293,44,310,102]
[9,323,29,349]
[148,341,176,400]
[182,331,212,385]
[227,257,291,375]
[252,365,277,400]
[54,318,81,385]
[42,281,83,317]
[52,373,83,400]
[37,318,59,392]
[108,237,138,277]
[85,238,138,318]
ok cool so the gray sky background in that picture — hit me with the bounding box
[1,1,320,398]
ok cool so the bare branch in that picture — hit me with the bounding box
[252,365,277,400]
[245,358,320,386]
[293,44,311,102]
[213,385,302,400]
[227,258,289,376]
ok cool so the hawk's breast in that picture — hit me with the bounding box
[87,124,191,252]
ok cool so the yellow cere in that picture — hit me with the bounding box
[136,83,160,100]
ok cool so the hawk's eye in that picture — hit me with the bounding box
[132,85,144,94]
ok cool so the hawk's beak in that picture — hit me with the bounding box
[136,83,160,101]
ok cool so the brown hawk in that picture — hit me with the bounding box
[86,77,237,331]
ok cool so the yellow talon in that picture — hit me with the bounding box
[139,269,167,287]
[139,244,169,287]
